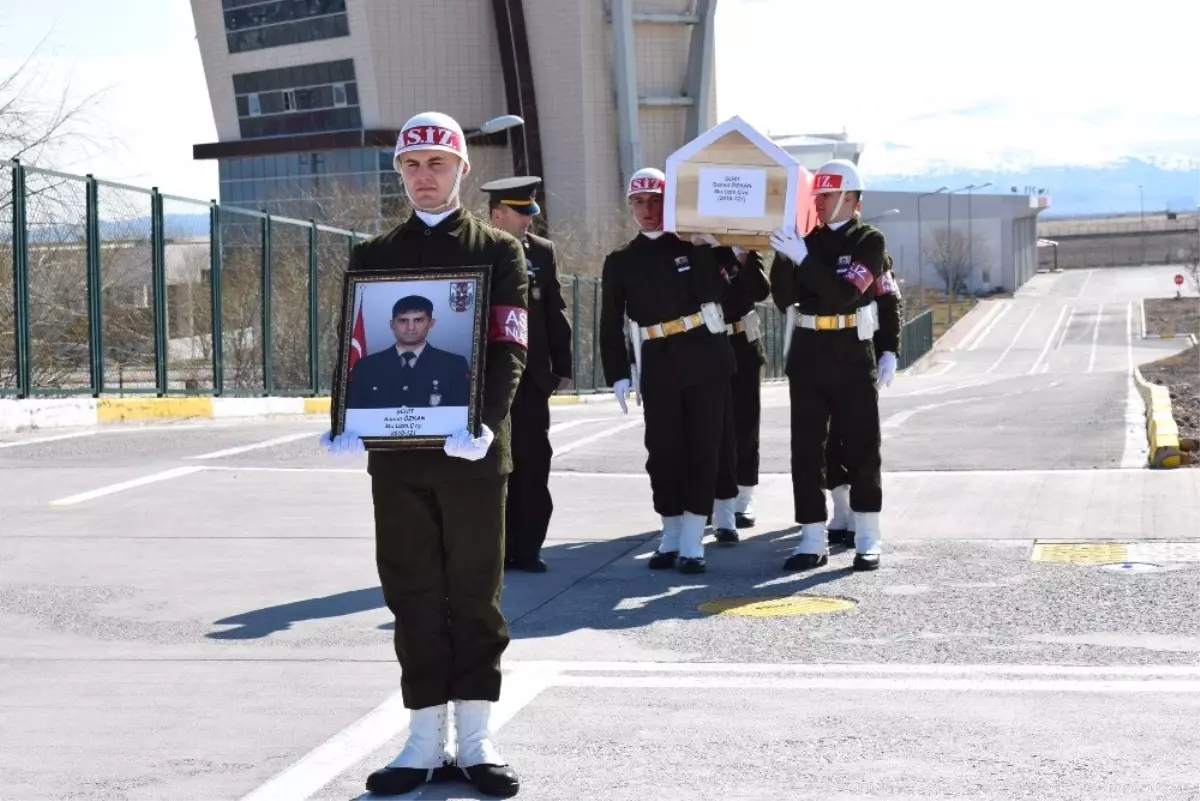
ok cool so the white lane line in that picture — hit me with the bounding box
[555,675,1200,694]
[985,304,1040,374]
[240,666,557,801]
[965,302,1012,351]
[548,418,607,435]
[190,432,316,460]
[952,300,1005,351]
[1087,302,1104,373]
[1121,301,1148,468]
[548,467,1153,479]
[920,360,956,377]
[0,423,214,450]
[1028,305,1069,375]
[552,418,643,460]
[0,431,100,449]
[203,465,362,474]
[1075,268,1094,298]
[514,661,1200,677]
[49,466,206,506]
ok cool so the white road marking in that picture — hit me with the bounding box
[239,666,556,801]
[0,423,213,449]
[548,418,611,435]
[0,431,99,449]
[1075,269,1094,298]
[1055,305,1077,351]
[513,660,1200,677]
[1087,302,1104,373]
[952,300,1007,351]
[614,585,707,611]
[985,304,1039,374]
[921,360,956,377]
[1028,305,1069,375]
[552,418,643,459]
[203,465,363,474]
[49,466,206,506]
[555,675,1200,693]
[964,302,1012,352]
[548,466,1155,480]
[190,432,316,460]
[1121,301,1148,468]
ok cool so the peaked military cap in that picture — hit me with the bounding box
[480,175,542,216]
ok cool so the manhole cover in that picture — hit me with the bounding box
[1100,562,1164,573]
[697,595,855,617]
[1032,542,1128,564]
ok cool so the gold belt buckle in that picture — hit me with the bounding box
[815,315,837,331]
[733,320,746,334]
[662,319,686,336]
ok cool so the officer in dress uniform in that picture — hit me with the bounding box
[826,252,901,545]
[480,175,573,573]
[768,158,887,572]
[711,245,771,538]
[599,167,736,574]
[320,111,527,798]
[346,294,471,410]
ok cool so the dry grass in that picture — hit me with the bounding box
[906,286,981,340]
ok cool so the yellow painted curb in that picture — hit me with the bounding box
[548,395,581,405]
[1132,368,1183,469]
[97,397,214,422]
[303,397,331,415]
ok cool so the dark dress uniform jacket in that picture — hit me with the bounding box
[521,232,572,392]
[717,248,771,367]
[769,218,887,383]
[331,209,529,479]
[599,233,735,394]
[346,344,471,409]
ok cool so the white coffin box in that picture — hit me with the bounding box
[664,115,817,249]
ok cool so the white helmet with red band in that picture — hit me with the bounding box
[627,167,665,198]
[812,159,864,194]
[394,111,469,170]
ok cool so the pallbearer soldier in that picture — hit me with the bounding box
[480,175,573,572]
[826,252,901,544]
[320,111,528,798]
[768,158,887,572]
[599,167,736,574]
[712,245,771,536]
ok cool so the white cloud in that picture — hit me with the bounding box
[715,0,1200,175]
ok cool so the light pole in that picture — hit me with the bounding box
[917,187,948,312]
[965,182,992,285]
[863,208,900,223]
[945,185,974,325]
[1139,184,1146,265]
[466,114,525,138]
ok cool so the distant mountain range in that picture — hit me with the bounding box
[869,157,1200,218]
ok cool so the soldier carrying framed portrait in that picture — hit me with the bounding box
[331,265,492,450]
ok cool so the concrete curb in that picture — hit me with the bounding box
[1131,368,1184,469]
[0,396,331,433]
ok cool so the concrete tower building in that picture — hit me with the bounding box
[190,0,718,252]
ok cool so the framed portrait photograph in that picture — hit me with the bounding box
[332,266,490,450]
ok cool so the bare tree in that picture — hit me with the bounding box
[0,32,109,165]
[924,224,989,296]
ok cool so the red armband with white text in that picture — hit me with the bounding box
[838,262,875,294]
[489,305,529,348]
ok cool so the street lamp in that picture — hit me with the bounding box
[917,187,948,310]
[1139,184,1146,265]
[966,182,992,284]
[466,114,525,137]
[944,185,975,326]
[864,208,900,223]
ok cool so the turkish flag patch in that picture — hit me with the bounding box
[838,262,874,293]
[877,271,900,297]
[489,305,529,348]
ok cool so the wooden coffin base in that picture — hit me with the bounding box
[675,230,773,250]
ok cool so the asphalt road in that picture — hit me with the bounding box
[2,266,1200,800]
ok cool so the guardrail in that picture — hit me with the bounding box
[2,159,935,399]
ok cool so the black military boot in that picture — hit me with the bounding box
[852,512,882,571]
[734,485,756,528]
[648,550,678,569]
[782,523,829,571]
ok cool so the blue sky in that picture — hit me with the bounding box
[2,0,1199,201]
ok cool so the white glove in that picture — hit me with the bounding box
[700,301,725,334]
[319,430,364,456]
[444,424,494,461]
[878,351,897,387]
[769,226,807,264]
[690,233,719,247]
[613,378,631,413]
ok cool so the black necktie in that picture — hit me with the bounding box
[401,351,415,368]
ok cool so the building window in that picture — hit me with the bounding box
[223,0,349,54]
[232,60,360,139]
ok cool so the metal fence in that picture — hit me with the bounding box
[2,159,936,399]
